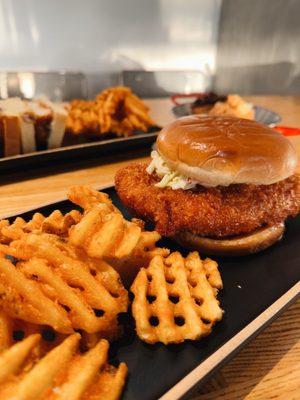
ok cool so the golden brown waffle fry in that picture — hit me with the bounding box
[0,312,65,354]
[68,185,114,211]
[68,185,142,259]
[66,99,100,135]
[131,251,223,344]
[69,204,142,259]
[0,210,82,243]
[0,255,73,334]
[108,230,170,286]
[0,311,12,351]
[0,232,128,335]
[0,312,107,354]
[0,333,127,400]
[68,185,168,284]
[40,209,82,235]
[66,86,155,137]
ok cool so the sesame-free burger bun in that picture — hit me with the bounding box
[157,115,297,187]
[175,223,285,257]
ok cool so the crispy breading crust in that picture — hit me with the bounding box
[115,163,300,238]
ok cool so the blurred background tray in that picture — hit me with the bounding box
[0,131,158,173]
[172,103,281,126]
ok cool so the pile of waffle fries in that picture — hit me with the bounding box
[66,87,155,137]
[0,333,127,400]
[0,185,224,399]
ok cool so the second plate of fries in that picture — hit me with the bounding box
[0,86,160,172]
[0,185,299,400]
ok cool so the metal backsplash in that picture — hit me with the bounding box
[0,72,87,101]
[0,0,221,99]
[214,0,300,95]
[0,0,297,97]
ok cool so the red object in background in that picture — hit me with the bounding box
[275,126,300,136]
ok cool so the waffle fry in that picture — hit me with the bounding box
[96,87,155,135]
[68,185,169,284]
[68,185,157,259]
[68,184,114,212]
[66,86,155,137]
[0,311,108,355]
[108,230,170,286]
[41,209,82,235]
[0,311,66,354]
[69,204,142,259]
[0,333,127,400]
[0,312,12,351]
[131,252,223,344]
[0,232,128,336]
[0,209,82,243]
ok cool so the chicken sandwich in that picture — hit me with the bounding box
[115,116,299,255]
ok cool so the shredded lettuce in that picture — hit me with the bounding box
[146,151,197,190]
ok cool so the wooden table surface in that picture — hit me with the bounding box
[0,96,299,399]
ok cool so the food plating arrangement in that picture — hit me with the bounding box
[0,4,299,397]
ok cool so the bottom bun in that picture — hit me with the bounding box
[175,223,285,256]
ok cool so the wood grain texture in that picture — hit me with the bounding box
[196,299,300,400]
[0,96,299,399]
[0,149,150,218]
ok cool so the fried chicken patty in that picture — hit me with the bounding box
[115,163,300,238]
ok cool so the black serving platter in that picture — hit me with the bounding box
[0,131,158,173]
[6,187,300,400]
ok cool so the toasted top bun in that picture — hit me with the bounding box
[157,115,298,187]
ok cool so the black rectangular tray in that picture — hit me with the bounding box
[5,186,300,400]
[0,132,158,172]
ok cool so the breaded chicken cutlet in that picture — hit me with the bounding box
[115,163,300,239]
